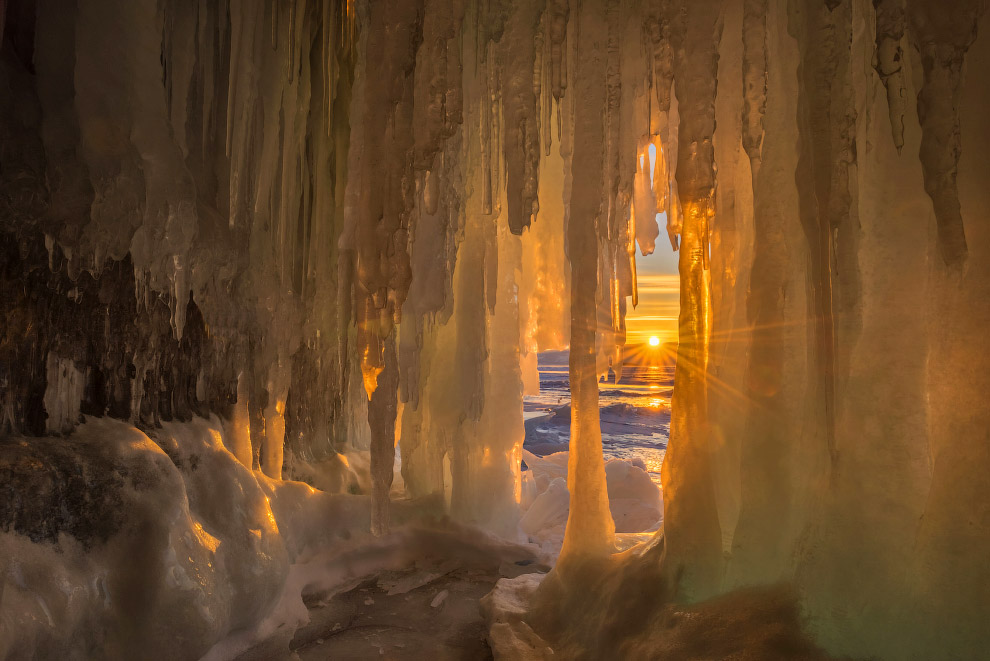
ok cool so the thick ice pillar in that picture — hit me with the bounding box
[909,8,990,657]
[708,0,754,557]
[558,0,615,566]
[728,0,826,587]
[660,0,723,601]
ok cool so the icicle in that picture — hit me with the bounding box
[628,211,639,308]
[611,258,622,332]
[500,0,544,234]
[742,0,769,177]
[653,136,668,212]
[907,0,981,267]
[633,141,660,255]
[548,0,568,102]
[481,64,494,215]
[271,0,278,50]
[323,0,331,136]
[489,41,502,217]
[286,0,295,83]
[602,0,622,246]
[666,178,681,251]
[172,253,188,341]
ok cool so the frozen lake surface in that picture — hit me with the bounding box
[523,351,672,486]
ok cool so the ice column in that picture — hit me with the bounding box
[660,0,723,601]
[347,0,423,532]
[558,0,615,566]
[369,333,399,536]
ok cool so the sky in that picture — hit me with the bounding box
[624,141,679,348]
[626,217,679,347]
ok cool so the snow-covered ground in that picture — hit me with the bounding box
[0,415,663,660]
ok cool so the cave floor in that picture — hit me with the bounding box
[295,568,497,660]
[239,566,502,660]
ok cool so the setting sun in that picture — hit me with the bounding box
[648,336,661,347]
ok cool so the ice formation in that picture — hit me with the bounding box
[2,0,990,658]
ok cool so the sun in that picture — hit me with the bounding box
[648,336,661,347]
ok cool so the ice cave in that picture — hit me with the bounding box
[2,0,989,658]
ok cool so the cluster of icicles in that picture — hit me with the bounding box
[25,0,985,591]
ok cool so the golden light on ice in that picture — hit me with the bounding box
[649,336,661,347]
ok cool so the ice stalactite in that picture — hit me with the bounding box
[741,0,768,180]
[873,0,908,152]
[521,135,570,354]
[645,0,678,254]
[501,0,545,235]
[908,0,984,267]
[660,0,723,601]
[548,0,568,105]
[557,0,615,566]
[632,147,659,257]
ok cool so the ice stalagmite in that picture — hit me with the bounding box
[228,373,254,469]
[558,0,615,565]
[368,334,399,536]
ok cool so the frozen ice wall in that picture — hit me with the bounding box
[657,1,990,659]
[3,0,990,658]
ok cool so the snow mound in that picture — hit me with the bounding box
[519,449,663,556]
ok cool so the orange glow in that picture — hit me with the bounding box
[624,273,679,346]
[361,344,382,399]
[192,521,221,553]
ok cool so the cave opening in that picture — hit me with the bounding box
[3,0,990,659]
